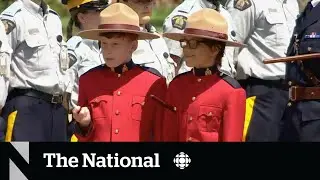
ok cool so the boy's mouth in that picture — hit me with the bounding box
[106,58,114,61]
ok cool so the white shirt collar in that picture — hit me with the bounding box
[311,0,320,7]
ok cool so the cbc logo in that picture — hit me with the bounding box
[173,152,191,169]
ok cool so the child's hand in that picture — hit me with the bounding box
[72,106,91,127]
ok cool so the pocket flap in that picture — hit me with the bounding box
[25,34,47,48]
[88,95,109,119]
[132,96,145,106]
[198,106,221,117]
[265,13,285,24]
[300,101,320,122]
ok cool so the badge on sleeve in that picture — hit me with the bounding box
[234,0,252,11]
[171,15,187,30]
[1,19,16,34]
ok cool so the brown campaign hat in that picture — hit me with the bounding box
[77,3,159,40]
[163,8,246,47]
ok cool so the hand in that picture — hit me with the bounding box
[72,106,91,127]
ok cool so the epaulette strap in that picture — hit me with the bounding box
[172,71,189,81]
[220,74,241,88]
[67,36,83,51]
[177,0,196,13]
[138,66,163,77]
[1,1,22,17]
[49,9,60,17]
[81,65,105,76]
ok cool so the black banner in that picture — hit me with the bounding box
[0,143,319,179]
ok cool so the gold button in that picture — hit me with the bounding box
[115,110,120,115]
[117,91,121,96]
[115,129,119,134]
[117,74,121,78]
[288,81,292,86]
[192,97,196,101]
[287,102,292,107]
[197,78,202,82]
[189,117,193,121]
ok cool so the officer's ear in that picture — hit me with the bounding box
[131,40,138,53]
[211,44,220,57]
[77,12,87,26]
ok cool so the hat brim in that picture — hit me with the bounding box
[163,32,246,48]
[77,29,160,40]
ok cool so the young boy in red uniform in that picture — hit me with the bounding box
[72,3,166,142]
[162,8,246,142]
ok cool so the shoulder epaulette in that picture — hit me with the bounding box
[138,66,163,78]
[171,71,189,82]
[82,65,105,76]
[177,0,196,13]
[49,9,60,17]
[220,74,241,89]
[67,36,83,51]
[1,1,22,17]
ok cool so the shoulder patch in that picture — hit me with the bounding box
[1,2,22,17]
[234,0,252,11]
[221,74,242,88]
[138,66,163,78]
[1,19,16,34]
[171,15,188,30]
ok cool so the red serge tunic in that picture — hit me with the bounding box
[162,66,246,142]
[74,60,167,142]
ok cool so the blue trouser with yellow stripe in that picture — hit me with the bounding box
[0,93,68,142]
[240,77,289,142]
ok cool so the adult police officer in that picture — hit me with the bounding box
[0,0,71,142]
[62,0,108,113]
[279,0,320,141]
[119,0,176,84]
[0,21,12,141]
[225,0,299,141]
[162,0,238,77]
[62,0,109,142]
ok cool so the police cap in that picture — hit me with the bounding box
[62,0,109,11]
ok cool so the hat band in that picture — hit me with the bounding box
[98,24,140,31]
[184,28,228,40]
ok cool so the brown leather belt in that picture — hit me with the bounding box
[289,86,320,101]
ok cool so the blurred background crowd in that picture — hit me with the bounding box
[0,0,310,38]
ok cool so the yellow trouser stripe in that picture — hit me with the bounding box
[71,134,78,142]
[5,111,18,142]
[242,96,256,142]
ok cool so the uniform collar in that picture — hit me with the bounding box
[192,65,218,76]
[107,60,135,74]
[311,0,320,7]
[21,0,49,16]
